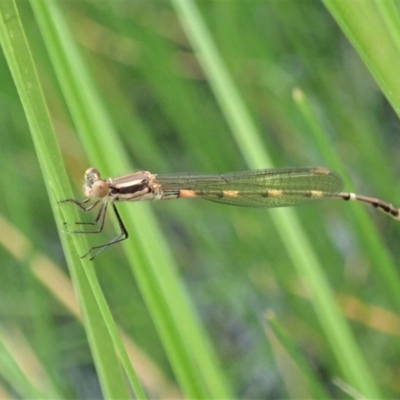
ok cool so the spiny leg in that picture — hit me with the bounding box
[60,197,105,231]
[81,203,129,260]
[74,201,108,229]
[59,197,100,212]
[61,200,107,233]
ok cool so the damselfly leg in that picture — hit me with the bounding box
[60,197,128,260]
[79,203,128,260]
[59,197,105,232]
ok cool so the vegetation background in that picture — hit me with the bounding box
[0,0,400,398]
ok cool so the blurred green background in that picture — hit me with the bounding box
[1,0,400,398]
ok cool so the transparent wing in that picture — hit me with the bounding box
[156,167,344,208]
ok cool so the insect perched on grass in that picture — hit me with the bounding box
[60,166,400,260]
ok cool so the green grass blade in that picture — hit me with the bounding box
[0,1,132,398]
[30,0,231,397]
[294,89,400,309]
[265,314,329,399]
[323,0,400,116]
[171,0,382,397]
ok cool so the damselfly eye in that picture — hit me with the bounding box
[85,168,101,186]
[91,180,109,198]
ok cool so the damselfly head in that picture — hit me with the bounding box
[83,167,109,198]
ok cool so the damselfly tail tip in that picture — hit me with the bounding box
[340,192,400,221]
[378,205,400,220]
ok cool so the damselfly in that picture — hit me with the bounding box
[60,167,400,260]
